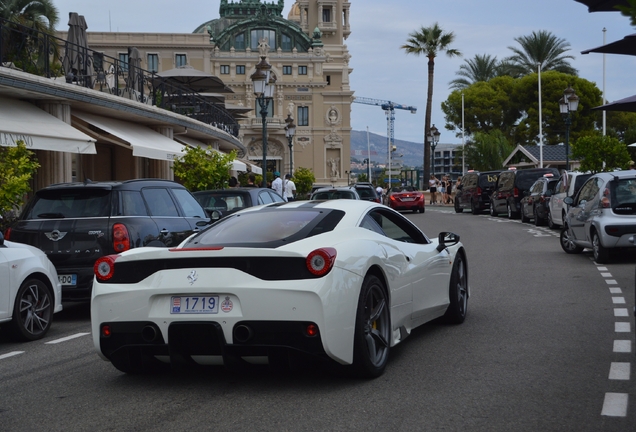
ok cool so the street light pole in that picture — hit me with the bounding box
[429,124,440,177]
[284,113,296,177]
[251,55,277,187]
[559,86,579,171]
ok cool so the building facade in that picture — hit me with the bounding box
[85,0,353,184]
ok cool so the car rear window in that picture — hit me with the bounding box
[356,188,376,199]
[516,171,556,190]
[27,188,111,219]
[573,174,593,195]
[613,179,636,213]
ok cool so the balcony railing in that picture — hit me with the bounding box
[0,18,239,137]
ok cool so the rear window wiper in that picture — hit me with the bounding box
[37,213,66,218]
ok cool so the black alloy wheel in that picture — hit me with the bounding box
[455,199,463,213]
[443,253,468,324]
[534,207,543,226]
[9,279,53,341]
[352,274,391,378]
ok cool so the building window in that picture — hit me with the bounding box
[297,106,309,126]
[298,65,307,75]
[93,52,104,72]
[118,53,128,72]
[236,65,245,75]
[234,32,245,50]
[255,100,274,118]
[175,54,187,67]
[326,75,331,85]
[322,7,331,22]
[250,29,276,50]
[281,34,292,51]
[283,65,292,75]
[220,65,230,74]
[147,54,158,73]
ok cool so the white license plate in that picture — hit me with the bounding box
[58,274,77,286]
[170,296,219,314]
[402,197,414,201]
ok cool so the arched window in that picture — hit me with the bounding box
[250,29,276,50]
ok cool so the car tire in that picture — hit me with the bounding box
[455,199,463,213]
[471,200,479,215]
[490,202,497,217]
[534,208,543,226]
[592,231,611,264]
[8,278,53,341]
[507,203,519,219]
[419,207,424,214]
[560,226,584,254]
[521,206,530,223]
[548,210,558,229]
[351,274,390,378]
[442,252,468,324]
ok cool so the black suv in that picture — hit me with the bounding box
[353,182,380,203]
[454,170,501,214]
[490,167,560,219]
[5,179,210,301]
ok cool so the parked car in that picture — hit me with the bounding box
[387,186,425,213]
[520,174,559,225]
[91,200,468,376]
[193,187,285,220]
[307,183,332,199]
[353,182,380,203]
[547,171,593,229]
[310,187,361,200]
[4,179,210,301]
[490,167,560,219]
[454,170,501,214]
[0,231,62,341]
[560,171,636,263]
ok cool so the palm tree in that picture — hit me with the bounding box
[402,23,461,180]
[506,30,577,76]
[449,54,500,90]
[0,0,59,32]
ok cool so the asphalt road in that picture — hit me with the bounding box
[0,206,634,431]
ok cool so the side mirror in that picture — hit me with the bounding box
[563,196,574,206]
[0,230,4,246]
[436,232,460,252]
[545,190,553,197]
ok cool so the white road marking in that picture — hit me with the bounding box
[613,340,632,353]
[611,297,626,304]
[614,308,629,317]
[45,332,90,344]
[609,287,622,294]
[0,351,24,360]
[597,266,608,271]
[605,279,618,285]
[615,322,631,332]
[608,362,631,380]
[601,393,629,417]
[600,272,612,277]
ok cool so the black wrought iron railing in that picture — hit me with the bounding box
[0,18,239,137]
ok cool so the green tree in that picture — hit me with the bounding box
[605,111,636,142]
[357,173,369,183]
[571,135,631,173]
[0,0,59,32]
[464,130,515,171]
[292,167,315,200]
[402,22,461,180]
[172,146,237,191]
[449,54,501,90]
[0,141,40,228]
[617,0,636,26]
[506,30,577,76]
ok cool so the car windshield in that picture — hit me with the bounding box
[27,189,111,218]
[312,191,356,200]
[185,209,345,247]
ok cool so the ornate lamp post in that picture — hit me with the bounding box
[428,124,441,176]
[251,55,277,187]
[284,113,296,177]
[559,86,579,171]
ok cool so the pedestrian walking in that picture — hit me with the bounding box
[446,176,453,204]
[428,175,438,205]
[271,171,283,197]
[284,174,296,201]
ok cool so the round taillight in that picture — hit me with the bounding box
[306,247,337,276]
[305,323,319,337]
[94,255,118,281]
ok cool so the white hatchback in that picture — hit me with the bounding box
[548,171,592,229]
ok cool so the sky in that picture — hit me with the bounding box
[52,0,636,146]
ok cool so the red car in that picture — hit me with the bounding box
[388,186,425,213]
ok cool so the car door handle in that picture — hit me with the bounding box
[160,229,170,234]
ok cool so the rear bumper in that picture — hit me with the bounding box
[55,266,93,301]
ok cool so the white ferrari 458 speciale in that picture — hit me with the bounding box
[91,200,469,377]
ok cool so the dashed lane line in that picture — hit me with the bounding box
[0,351,24,360]
[45,332,90,344]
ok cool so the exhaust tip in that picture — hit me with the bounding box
[233,325,254,343]
[141,325,158,342]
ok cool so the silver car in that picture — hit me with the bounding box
[560,171,636,263]
[547,171,592,229]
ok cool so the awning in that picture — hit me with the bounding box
[0,98,96,153]
[592,93,636,112]
[574,0,628,12]
[73,112,185,161]
[582,33,636,56]
[174,135,262,174]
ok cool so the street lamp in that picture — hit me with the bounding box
[251,55,277,187]
[428,124,441,176]
[559,86,579,171]
[284,113,296,178]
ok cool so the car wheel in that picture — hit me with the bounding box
[454,198,463,213]
[547,210,557,229]
[592,231,611,264]
[8,278,53,341]
[351,274,390,378]
[471,200,479,215]
[521,206,530,223]
[442,252,468,324]
[419,207,424,214]
[490,202,497,217]
[560,226,584,254]
[534,208,543,226]
[507,203,519,219]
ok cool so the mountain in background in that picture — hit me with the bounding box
[350,130,424,168]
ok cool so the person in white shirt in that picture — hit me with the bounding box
[271,171,284,198]
[284,174,296,201]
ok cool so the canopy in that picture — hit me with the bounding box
[592,93,636,112]
[152,66,233,93]
[574,0,629,12]
[62,12,93,86]
[73,112,186,161]
[173,135,262,174]
[0,98,96,153]
[582,33,636,56]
